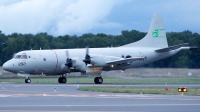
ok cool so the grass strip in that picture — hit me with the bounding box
[0,76,200,84]
[78,86,200,96]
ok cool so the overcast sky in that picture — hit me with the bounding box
[0,0,199,36]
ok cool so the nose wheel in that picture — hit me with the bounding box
[94,77,103,84]
[58,77,67,83]
[25,78,31,83]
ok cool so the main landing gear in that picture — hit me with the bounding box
[94,77,103,84]
[57,76,103,84]
[25,77,31,83]
[58,77,67,83]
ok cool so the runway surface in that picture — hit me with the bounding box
[0,83,200,112]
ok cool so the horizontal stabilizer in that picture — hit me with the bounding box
[189,46,199,51]
[155,43,189,52]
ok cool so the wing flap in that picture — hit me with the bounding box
[106,57,146,66]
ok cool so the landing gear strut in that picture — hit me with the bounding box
[25,77,31,83]
[58,77,67,83]
[94,77,103,84]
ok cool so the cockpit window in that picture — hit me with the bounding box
[15,55,21,59]
[21,55,27,59]
[13,53,28,59]
[13,54,16,59]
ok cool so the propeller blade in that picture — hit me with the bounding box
[86,46,89,56]
[66,50,69,58]
[121,54,124,58]
[65,50,72,73]
[83,46,91,65]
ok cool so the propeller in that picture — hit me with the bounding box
[121,54,124,58]
[83,46,91,65]
[65,50,73,72]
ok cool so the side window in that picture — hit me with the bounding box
[21,55,27,59]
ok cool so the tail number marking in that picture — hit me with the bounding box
[18,62,26,66]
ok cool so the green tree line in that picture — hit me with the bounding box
[0,30,199,68]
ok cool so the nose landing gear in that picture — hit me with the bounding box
[25,77,31,83]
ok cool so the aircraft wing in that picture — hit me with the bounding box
[106,57,146,67]
[155,43,190,52]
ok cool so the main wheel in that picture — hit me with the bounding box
[97,77,103,84]
[58,77,67,83]
[61,77,67,83]
[25,78,31,83]
[94,77,98,84]
[58,77,61,83]
[94,77,103,84]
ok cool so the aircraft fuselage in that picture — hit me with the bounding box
[3,47,182,76]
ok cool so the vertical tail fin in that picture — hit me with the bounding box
[120,13,168,48]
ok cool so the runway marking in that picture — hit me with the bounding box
[0,89,57,94]
[0,93,200,102]
[0,104,200,107]
[0,94,149,98]
[0,93,173,99]
[0,111,100,112]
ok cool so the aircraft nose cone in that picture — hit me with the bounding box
[3,62,8,71]
[2,61,12,71]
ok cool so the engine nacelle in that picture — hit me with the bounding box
[72,58,87,72]
[81,67,102,75]
[60,58,86,73]
[61,56,111,75]
[72,58,102,75]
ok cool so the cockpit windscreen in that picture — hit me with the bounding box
[14,55,21,59]
[14,55,28,59]
[21,55,27,59]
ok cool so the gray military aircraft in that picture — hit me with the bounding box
[2,14,197,84]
